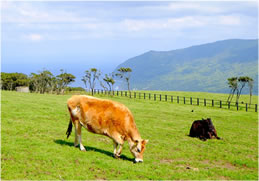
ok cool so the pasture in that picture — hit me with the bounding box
[1,91,258,180]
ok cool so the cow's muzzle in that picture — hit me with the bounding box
[134,158,143,163]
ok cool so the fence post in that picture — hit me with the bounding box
[149,93,151,100]
[246,103,248,112]
[154,94,156,101]
[197,98,199,105]
[129,92,131,98]
[236,102,239,111]
[160,94,162,101]
[98,90,99,94]
[134,92,136,98]
[144,93,146,99]
[125,91,127,97]
[171,96,173,102]
[212,100,214,107]
[165,95,167,101]
[139,92,141,99]
[177,96,179,103]
[228,102,230,109]
[184,97,185,104]
[190,97,192,105]
[204,99,206,106]
[220,101,222,108]
[255,104,257,112]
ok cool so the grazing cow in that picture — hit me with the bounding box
[189,118,221,141]
[66,95,148,163]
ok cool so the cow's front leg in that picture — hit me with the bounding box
[116,144,123,157]
[113,135,124,158]
[75,121,86,151]
[113,141,119,158]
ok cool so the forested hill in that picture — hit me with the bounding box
[115,39,258,94]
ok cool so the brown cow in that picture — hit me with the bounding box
[189,118,221,141]
[66,95,148,163]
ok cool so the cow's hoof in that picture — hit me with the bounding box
[134,158,143,163]
[113,154,120,159]
[80,147,86,152]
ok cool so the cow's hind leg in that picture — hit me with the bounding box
[74,120,86,151]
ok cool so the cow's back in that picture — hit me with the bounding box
[189,120,203,137]
[74,95,140,140]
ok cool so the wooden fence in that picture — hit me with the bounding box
[90,89,258,112]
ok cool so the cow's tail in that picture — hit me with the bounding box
[66,118,73,139]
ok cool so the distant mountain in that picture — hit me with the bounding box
[115,39,258,94]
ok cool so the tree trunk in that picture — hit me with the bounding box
[127,80,130,93]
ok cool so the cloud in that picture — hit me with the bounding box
[2,1,95,24]
[25,34,43,41]
[218,15,241,25]
[2,1,257,42]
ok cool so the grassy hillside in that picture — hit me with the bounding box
[115,39,258,94]
[1,91,258,180]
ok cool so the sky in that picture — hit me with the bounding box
[1,0,258,87]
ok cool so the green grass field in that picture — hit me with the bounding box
[1,91,258,180]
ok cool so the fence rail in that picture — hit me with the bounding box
[90,89,258,113]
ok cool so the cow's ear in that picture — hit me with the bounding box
[142,139,149,145]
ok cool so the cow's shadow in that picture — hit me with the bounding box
[54,139,134,162]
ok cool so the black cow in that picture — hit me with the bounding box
[189,118,221,141]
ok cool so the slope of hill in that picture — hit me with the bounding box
[115,39,258,94]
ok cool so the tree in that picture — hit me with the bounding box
[226,76,253,104]
[236,76,250,103]
[103,74,115,92]
[1,72,29,90]
[29,70,53,94]
[49,77,57,94]
[226,77,238,103]
[115,67,132,92]
[39,70,53,94]
[248,77,254,106]
[56,69,76,94]
[82,68,101,95]
[29,73,41,93]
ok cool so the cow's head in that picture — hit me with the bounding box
[130,139,148,163]
[204,118,215,132]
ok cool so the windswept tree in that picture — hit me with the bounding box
[248,77,254,106]
[99,79,108,91]
[103,74,115,92]
[226,76,253,104]
[82,68,101,95]
[56,69,76,94]
[115,67,132,92]
[226,77,238,103]
[236,76,250,103]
